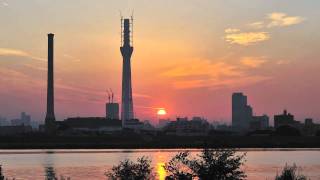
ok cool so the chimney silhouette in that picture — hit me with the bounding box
[45,33,56,133]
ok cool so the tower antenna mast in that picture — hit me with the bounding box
[131,10,134,46]
[120,10,123,46]
[106,89,111,103]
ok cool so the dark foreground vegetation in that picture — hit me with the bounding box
[0,148,310,180]
[0,133,319,149]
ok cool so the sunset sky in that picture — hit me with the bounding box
[0,0,320,124]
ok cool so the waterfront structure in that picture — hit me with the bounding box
[120,18,134,127]
[0,116,9,126]
[232,93,253,130]
[45,33,56,132]
[163,117,210,136]
[106,91,120,120]
[106,103,120,120]
[158,119,171,128]
[0,125,32,135]
[250,115,269,130]
[274,110,298,128]
[62,117,122,133]
[11,112,31,126]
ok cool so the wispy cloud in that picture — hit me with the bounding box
[267,12,305,28]
[162,59,271,89]
[63,54,81,62]
[276,60,291,65]
[248,12,305,29]
[224,28,240,33]
[225,32,270,46]
[248,21,265,29]
[1,1,8,7]
[0,48,46,61]
[241,57,267,68]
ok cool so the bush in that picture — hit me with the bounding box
[0,165,4,180]
[164,148,246,180]
[105,156,153,180]
[275,164,307,180]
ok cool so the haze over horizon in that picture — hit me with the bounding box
[1,0,320,124]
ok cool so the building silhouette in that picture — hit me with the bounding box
[120,18,134,127]
[106,90,120,120]
[45,33,56,132]
[11,112,31,126]
[250,115,269,130]
[274,110,296,128]
[232,93,252,130]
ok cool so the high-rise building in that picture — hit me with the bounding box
[120,18,134,127]
[232,92,253,130]
[45,33,56,132]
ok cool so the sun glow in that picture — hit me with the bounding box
[157,109,167,115]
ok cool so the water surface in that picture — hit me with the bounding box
[0,149,319,180]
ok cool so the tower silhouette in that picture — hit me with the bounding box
[120,18,134,127]
[45,33,56,132]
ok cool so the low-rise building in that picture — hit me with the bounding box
[163,117,210,136]
[61,117,122,133]
[0,125,33,135]
[274,110,301,129]
[250,115,269,130]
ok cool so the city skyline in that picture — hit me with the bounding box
[0,0,320,123]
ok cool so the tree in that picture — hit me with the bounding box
[164,148,246,180]
[105,156,153,180]
[0,165,4,180]
[275,164,307,180]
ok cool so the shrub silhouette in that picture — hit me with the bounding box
[275,164,307,180]
[164,148,246,180]
[105,156,153,180]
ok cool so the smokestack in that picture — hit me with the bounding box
[45,33,56,132]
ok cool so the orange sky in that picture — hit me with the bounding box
[0,0,320,124]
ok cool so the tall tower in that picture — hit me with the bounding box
[45,33,56,132]
[120,18,134,127]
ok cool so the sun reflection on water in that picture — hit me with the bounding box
[157,162,166,180]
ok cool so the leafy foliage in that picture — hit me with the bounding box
[105,156,153,180]
[0,165,4,180]
[164,148,246,180]
[275,164,307,180]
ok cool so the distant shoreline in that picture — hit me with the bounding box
[0,135,319,149]
[0,148,320,153]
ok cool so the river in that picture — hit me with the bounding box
[0,149,319,180]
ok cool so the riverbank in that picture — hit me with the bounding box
[0,135,319,149]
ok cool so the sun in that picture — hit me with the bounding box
[157,109,167,116]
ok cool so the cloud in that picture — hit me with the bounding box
[63,54,81,62]
[248,21,265,29]
[0,48,46,61]
[225,32,270,46]
[162,60,242,78]
[225,28,240,33]
[267,12,304,28]
[241,57,267,68]
[1,1,8,7]
[276,60,291,65]
[162,59,271,89]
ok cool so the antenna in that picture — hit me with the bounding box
[120,10,123,46]
[106,89,110,103]
[109,88,114,103]
[131,12,134,46]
